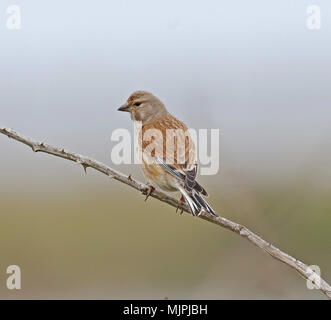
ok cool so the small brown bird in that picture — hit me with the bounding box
[118,90,216,216]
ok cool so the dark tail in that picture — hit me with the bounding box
[178,186,216,216]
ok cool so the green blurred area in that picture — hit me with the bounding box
[0,151,330,299]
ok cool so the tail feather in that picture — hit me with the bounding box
[178,186,201,215]
[192,191,216,215]
[178,186,216,216]
[193,181,208,197]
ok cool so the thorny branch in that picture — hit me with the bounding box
[1,127,330,299]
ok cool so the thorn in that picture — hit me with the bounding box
[82,164,88,174]
[128,174,132,181]
[61,148,65,153]
[76,160,88,174]
[108,172,114,179]
[40,142,45,147]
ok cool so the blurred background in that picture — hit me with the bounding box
[0,0,330,299]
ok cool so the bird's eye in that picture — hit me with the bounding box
[134,102,142,106]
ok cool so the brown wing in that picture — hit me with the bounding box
[141,113,208,196]
[141,112,196,171]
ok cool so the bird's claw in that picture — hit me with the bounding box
[144,185,155,202]
[176,206,184,215]
[176,195,185,215]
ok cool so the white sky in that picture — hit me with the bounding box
[1,0,331,182]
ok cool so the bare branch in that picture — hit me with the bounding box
[1,127,330,299]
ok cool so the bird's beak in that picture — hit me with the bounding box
[118,103,130,112]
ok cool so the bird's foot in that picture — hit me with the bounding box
[176,195,185,215]
[144,185,155,202]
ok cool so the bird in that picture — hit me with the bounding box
[118,90,216,216]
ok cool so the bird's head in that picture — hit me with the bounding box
[118,91,167,124]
